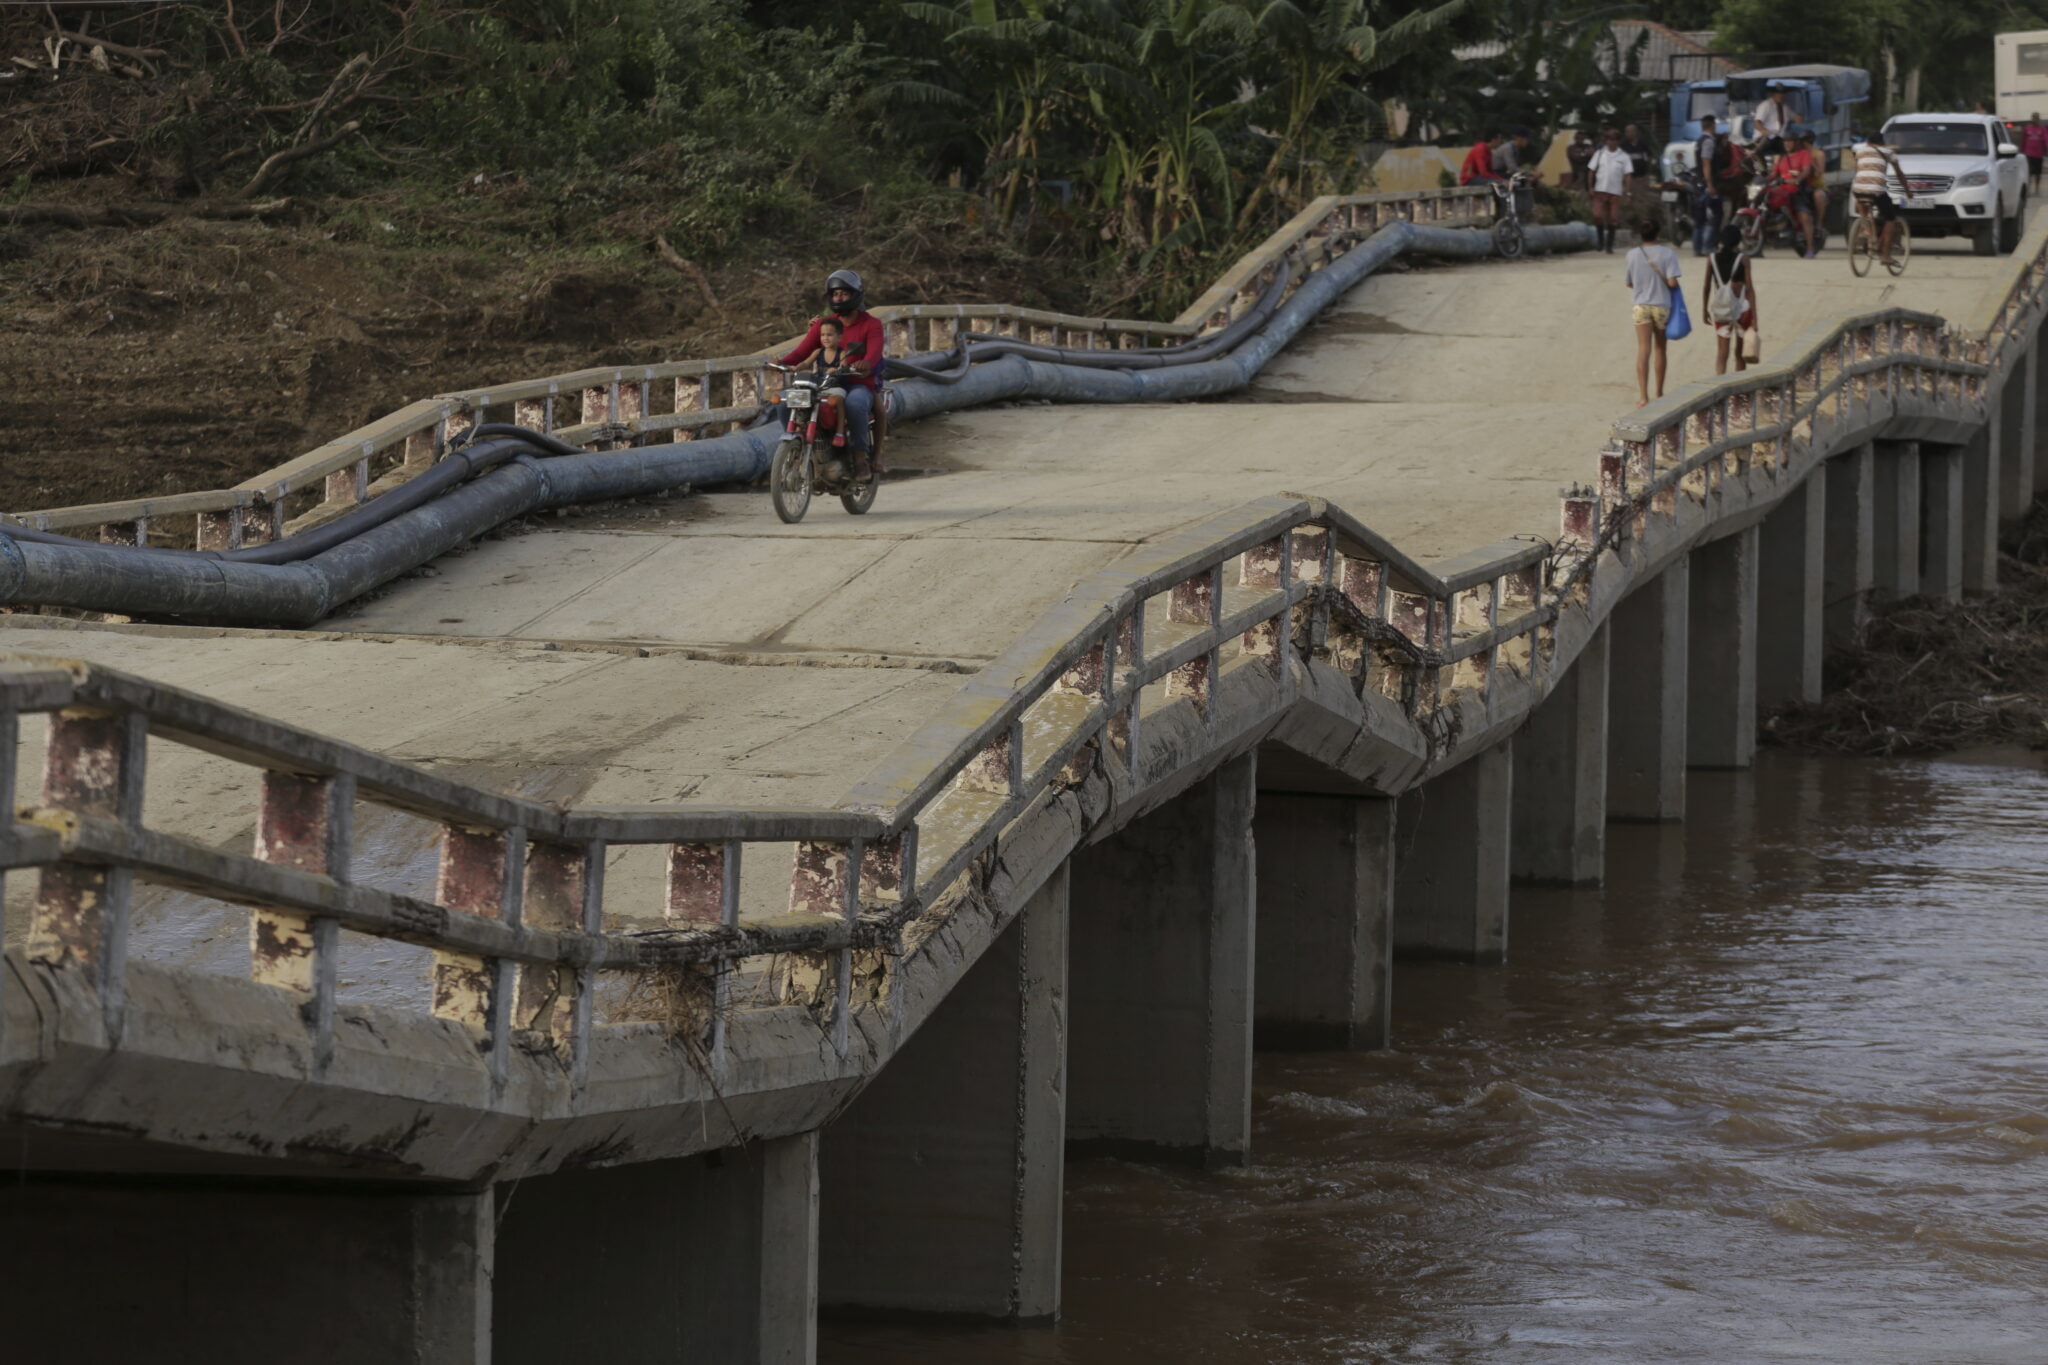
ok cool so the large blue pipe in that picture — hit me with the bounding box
[0,221,1591,624]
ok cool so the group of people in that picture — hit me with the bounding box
[1622,126,1912,408]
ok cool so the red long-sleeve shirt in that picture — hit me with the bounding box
[781,311,885,390]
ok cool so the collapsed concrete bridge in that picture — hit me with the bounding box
[3,188,2045,1362]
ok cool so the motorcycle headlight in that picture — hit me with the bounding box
[1956,170,1991,188]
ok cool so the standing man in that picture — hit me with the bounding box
[1621,122,1657,220]
[1755,82,1791,157]
[1693,114,1727,256]
[780,268,886,478]
[1587,126,1634,253]
[1567,128,1594,191]
[2023,113,2048,191]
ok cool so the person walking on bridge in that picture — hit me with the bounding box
[1703,225,1759,375]
[780,268,886,477]
[1624,219,1683,407]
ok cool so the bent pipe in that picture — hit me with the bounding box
[0,221,1592,625]
[903,258,1297,379]
[0,430,574,567]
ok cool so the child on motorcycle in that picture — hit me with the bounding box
[810,317,852,449]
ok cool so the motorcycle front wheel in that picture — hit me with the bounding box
[771,440,813,524]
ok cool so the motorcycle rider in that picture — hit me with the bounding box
[781,268,885,476]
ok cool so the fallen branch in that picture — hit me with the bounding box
[654,233,726,317]
[295,53,370,145]
[49,27,166,69]
[239,120,360,198]
[0,198,293,229]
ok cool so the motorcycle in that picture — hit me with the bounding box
[1736,165,1827,257]
[767,342,881,524]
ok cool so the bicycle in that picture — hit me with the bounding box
[1489,172,1534,259]
[1847,196,1910,277]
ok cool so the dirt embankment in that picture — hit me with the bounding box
[0,204,1080,513]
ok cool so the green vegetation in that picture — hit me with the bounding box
[1,0,1488,315]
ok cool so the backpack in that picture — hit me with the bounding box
[1707,255,1743,324]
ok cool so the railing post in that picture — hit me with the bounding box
[29,706,147,1039]
[789,839,861,1055]
[1166,565,1222,717]
[250,770,354,1070]
[524,837,604,1080]
[663,837,736,1062]
[431,824,524,1081]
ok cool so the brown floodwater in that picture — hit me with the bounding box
[821,749,2048,1363]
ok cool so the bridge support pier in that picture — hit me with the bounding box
[1960,429,1999,593]
[1069,752,1255,1168]
[819,868,1068,1323]
[2035,338,2048,494]
[1607,558,1688,822]
[1872,440,1922,602]
[1921,443,1967,603]
[1253,791,1396,1049]
[1,1179,493,1365]
[1688,526,1760,770]
[1511,622,1609,885]
[1824,442,1875,650]
[2001,342,2037,520]
[1757,466,1825,710]
[494,1135,818,1365]
[1394,740,1512,963]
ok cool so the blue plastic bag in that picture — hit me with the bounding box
[1666,285,1693,341]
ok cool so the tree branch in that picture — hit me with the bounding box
[239,120,361,197]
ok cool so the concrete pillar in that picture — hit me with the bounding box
[2035,338,2048,494]
[495,1134,819,1365]
[1960,427,1999,592]
[2000,344,2036,520]
[0,1181,494,1364]
[1068,752,1255,1168]
[1871,439,1921,601]
[1607,558,1688,822]
[1253,791,1396,1049]
[819,868,1067,1322]
[1921,442,1966,603]
[1757,465,1825,710]
[1688,525,1760,769]
[1823,442,1875,650]
[1511,622,1610,886]
[1393,740,1512,963]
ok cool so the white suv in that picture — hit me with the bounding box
[1881,114,2028,255]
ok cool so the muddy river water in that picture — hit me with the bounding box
[822,750,2048,1363]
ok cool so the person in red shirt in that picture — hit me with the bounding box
[1459,132,1505,186]
[781,268,886,474]
[1768,130,1822,258]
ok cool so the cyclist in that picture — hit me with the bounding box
[1850,128,1906,268]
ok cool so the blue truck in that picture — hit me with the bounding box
[1659,64,1872,182]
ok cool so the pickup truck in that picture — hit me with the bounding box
[1881,114,2029,256]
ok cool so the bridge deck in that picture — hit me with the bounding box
[2,238,2013,976]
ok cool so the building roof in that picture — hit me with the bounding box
[1608,21,1740,83]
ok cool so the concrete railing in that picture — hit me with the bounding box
[0,486,1546,1085]
[0,187,1490,547]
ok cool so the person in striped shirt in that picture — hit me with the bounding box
[1851,129,1905,267]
